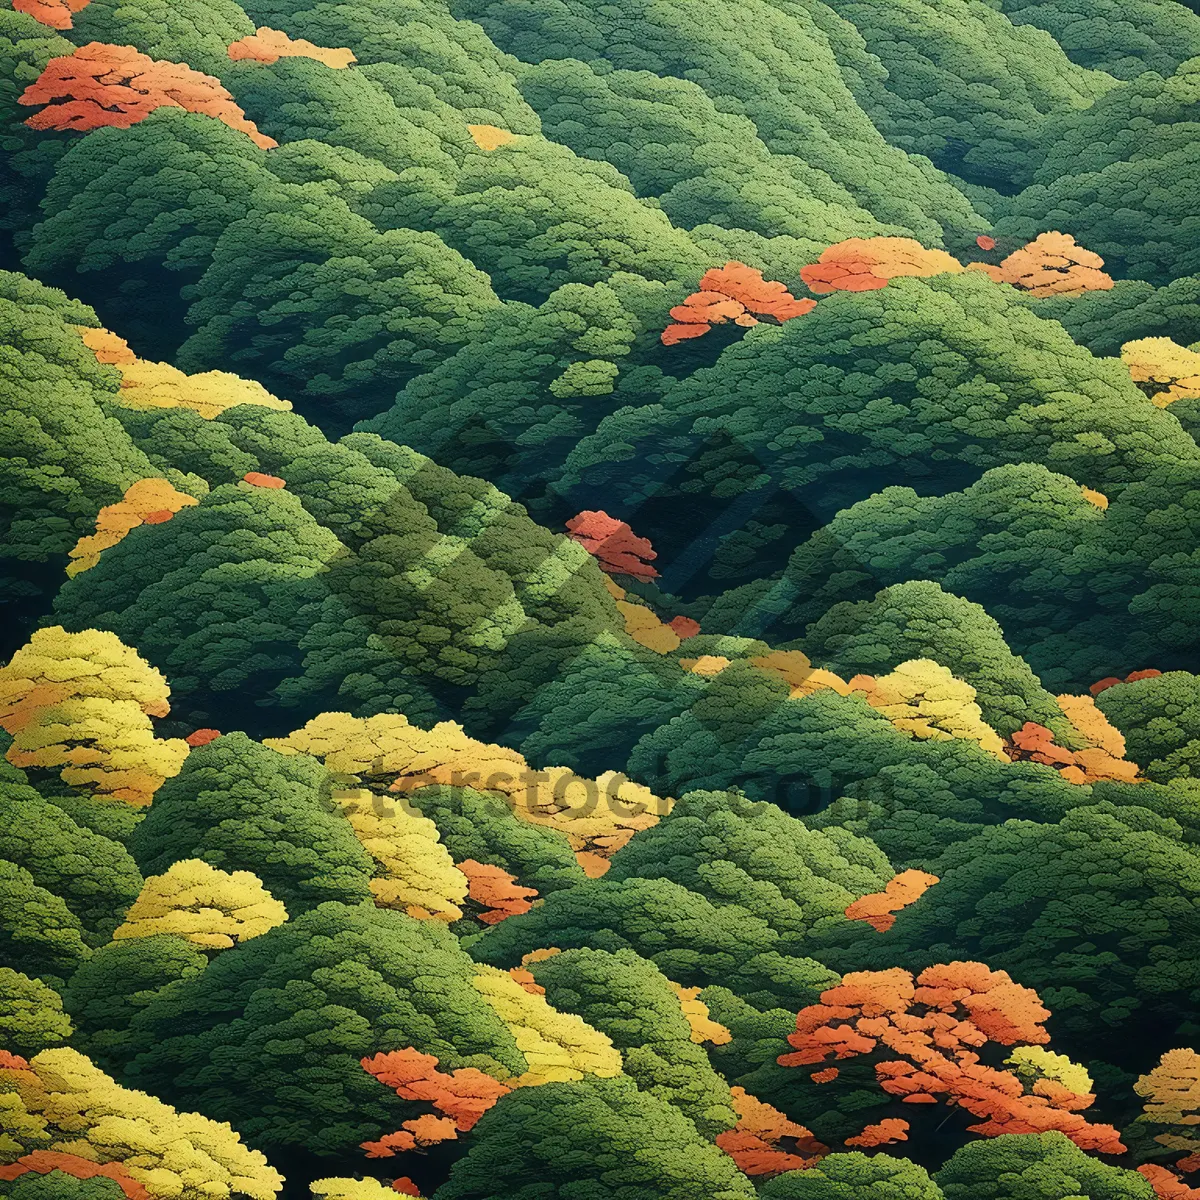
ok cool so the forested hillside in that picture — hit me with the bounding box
[6,1,1200,1197]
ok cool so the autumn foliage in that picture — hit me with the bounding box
[661,261,815,345]
[1091,668,1162,696]
[566,510,659,581]
[778,963,1124,1153]
[361,1048,512,1155]
[0,1151,148,1200]
[20,43,277,148]
[66,478,198,576]
[1006,700,1139,784]
[799,237,963,294]
[457,859,538,924]
[1140,1165,1200,1200]
[243,472,287,489]
[12,0,89,30]
[715,1087,826,1176]
[846,1118,910,1148]
[0,627,187,805]
[227,27,356,68]
[1134,1049,1200,1169]
[844,869,939,932]
[968,231,1113,297]
[1122,338,1200,408]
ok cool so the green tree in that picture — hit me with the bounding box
[818,802,1200,1049]
[124,902,527,1154]
[64,935,209,1068]
[0,968,72,1054]
[68,0,255,75]
[432,1075,757,1200]
[1096,671,1200,782]
[0,782,142,944]
[605,788,893,947]
[129,733,374,913]
[407,784,585,897]
[761,1153,944,1200]
[530,946,738,1136]
[934,1130,1155,1199]
[470,875,838,1011]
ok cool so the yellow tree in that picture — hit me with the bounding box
[75,326,292,420]
[848,659,1007,760]
[0,1047,282,1200]
[1121,337,1200,408]
[267,713,671,874]
[0,628,188,805]
[332,789,467,920]
[471,965,623,1087]
[1133,1049,1200,1168]
[112,860,288,949]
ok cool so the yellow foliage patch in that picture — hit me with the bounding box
[0,1048,282,1200]
[113,860,288,949]
[227,26,356,68]
[266,713,672,871]
[616,599,680,653]
[467,124,518,151]
[332,788,467,920]
[670,982,732,1045]
[850,659,1008,760]
[67,478,198,576]
[0,627,187,805]
[472,964,623,1086]
[1121,336,1200,407]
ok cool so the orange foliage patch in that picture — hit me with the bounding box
[227,26,355,68]
[457,859,538,925]
[362,1048,511,1145]
[567,510,659,582]
[1091,668,1162,696]
[185,728,221,748]
[799,237,963,295]
[844,869,939,932]
[0,1051,30,1070]
[714,1087,826,1177]
[968,231,1113,297]
[976,235,997,251]
[846,1119,909,1148]
[75,325,135,365]
[20,43,275,148]
[1007,714,1138,784]
[242,472,286,489]
[811,1068,839,1084]
[0,1153,148,1200]
[668,616,701,640]
[1141,1166,1200,1200]
[67,478,198,577]
[777,962,1123,1154]
[661,262,815,345]
[507,967,544,996]
[13,0,89,31]
[392,1182,421,1198]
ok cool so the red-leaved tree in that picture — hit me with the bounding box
[14,0,90,30]
[777,963,1124,1154]
[714,1087,826,1177]
[19,43,276,148]
[566,510,660,582]
[661,262,815,345]
[360,1048,511,1156]
[457,859,538,925]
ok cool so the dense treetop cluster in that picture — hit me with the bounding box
[7,0,1200,1197]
